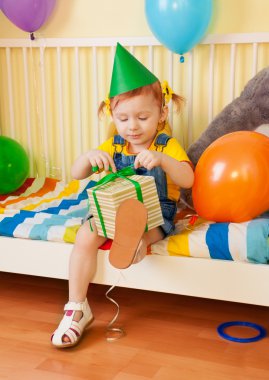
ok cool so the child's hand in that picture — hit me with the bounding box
[86,150,117,173]
[134,150,163,170]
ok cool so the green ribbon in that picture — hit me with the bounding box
[91,166,147,238]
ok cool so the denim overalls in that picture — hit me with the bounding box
[113,133,177,236]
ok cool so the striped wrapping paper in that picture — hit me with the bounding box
[87,175,163,239]
[0,177,268,264]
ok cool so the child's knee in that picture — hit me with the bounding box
[75,222,105,252]
[75,223,97,247]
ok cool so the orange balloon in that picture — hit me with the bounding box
[192,131,269,222]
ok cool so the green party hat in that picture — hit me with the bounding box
[109,42,159,98]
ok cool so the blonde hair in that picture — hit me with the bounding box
[98,81,185,129]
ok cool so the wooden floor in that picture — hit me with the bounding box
[1,273,269,380]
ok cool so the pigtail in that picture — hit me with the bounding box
[171,93,185,113]
[161,81,185,113]
[98,100,106,118]
[98,95,112,118]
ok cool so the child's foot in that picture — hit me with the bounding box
[62,310,83,343]
[51,299,94,348]
[109,199,148,269]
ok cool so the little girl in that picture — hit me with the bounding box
[51,43,194,348]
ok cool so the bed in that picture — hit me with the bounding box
[1,176,268,307]
[0,33,269,306]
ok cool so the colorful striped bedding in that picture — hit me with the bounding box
[0,178,90,243]
[0,177,268,264]
[151,217,269,264]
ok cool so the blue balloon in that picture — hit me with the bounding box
[145,0,213,56]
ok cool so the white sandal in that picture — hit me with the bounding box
[51,298,94,348]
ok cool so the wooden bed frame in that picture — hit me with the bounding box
[1,33,269,307]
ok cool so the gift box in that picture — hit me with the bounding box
[87,171,163,239]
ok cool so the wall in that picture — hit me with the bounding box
[0,0,269,181]
[1,0,269,38]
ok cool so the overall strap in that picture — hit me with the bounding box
[154,133,172,152]
[113,135,126,153]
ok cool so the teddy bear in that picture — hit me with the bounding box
[181,66,269,207]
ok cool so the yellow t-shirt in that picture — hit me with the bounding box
[98,132,191,202]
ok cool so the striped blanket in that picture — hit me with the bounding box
[0,178,90,243]
[0,177,268,264]
[151,216,269,264]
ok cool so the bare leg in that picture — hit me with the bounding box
[62,219,107,343]
[69,220,106,302]
[53,220,163,344]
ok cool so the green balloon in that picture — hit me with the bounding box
[0,136,29,194]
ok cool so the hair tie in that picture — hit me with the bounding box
[161,81,174,105]
[104,95,111,115]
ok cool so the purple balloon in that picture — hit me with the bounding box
[1,0,56,33]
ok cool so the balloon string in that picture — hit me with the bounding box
[179,196,195,211]
[29,43,40,178]
[105,271,126,342]
[30,39,62,179]
[176,213,199,232]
